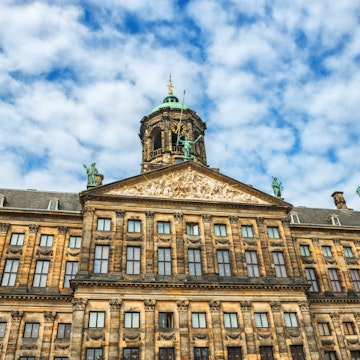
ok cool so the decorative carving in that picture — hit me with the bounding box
[346,258,358,265]
[116,210,125,218]
[176,300,189,311]
[192,333,209,340]
[36,248,53,256]
[355,313,360,321]
[11,311,24,320]
[144,299,156,311]
[270,242,284,248]
[321,340,334,346]
[301,256,315,264]
[270,301,281,311]
[257,332,272,339]
[256,217,264,225]
[7,247,22,255]
[87,329,105,341]
[126,236,142,242]
[243,240,257,247]
[29,224,39,233]
[67,250,80,257]
[201,214,212,222]
[225,332,241,340]
[123,332,141,341]
[107,167,268,204]
[95,235,111,240]
[209,300,220,311]
[0,223,10,233]
[355,239,360,246]
[58,226,68,234]
[83,207,95,216]
[325,258,337,264]
[287,330,301,337]
[298,301,309,311]
[186,238,201,245]
[173,213,183,221]
[72,298,88,310]
[109,299,122,310]
[215,239,230,245]
[240,300,251,311]
[229,216,238,223]
[44,311,56,322]
[347,338,359,345]
[54,344,70,350]
[333,238,340,245]
[330,312,340,321]
[145,211,154,219]
[311,237,319,247]
[20,344,38,350]
[157,333,176,341]
[156,237,171,243]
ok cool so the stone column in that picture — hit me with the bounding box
[256,218,273,276]
[52,227,67,290]
[144,299,156,358]
[240,301,256,360]
[174,213,185,277]
[331,312,347,359]
[298,301,320,360]
[40,311,56,360]
[270,301,287,358]
[209,301,224,359]
[6,311,23,360]
[145,211,155,280]
[113,210,125,276]
[177,300,190,360]
[23,224,39,287]
[109,299,122,360]
[229,216,244,276]
[78,207,94,278]
[281,219,300,277]
[202,214,215,275]
[70,298,88,359]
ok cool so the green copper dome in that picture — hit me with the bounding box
[149,93,188,114]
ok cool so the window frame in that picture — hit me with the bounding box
[217,249,231,277]
[245,250,260,277]
[194,347,209,360]
[328,268,341,292]
[300,245,311,257]
[284,312,298,328]
[267,227,280,239]
[0,322,6,338]
[157,221,170,234]
[158,248,172,276]
[305,268,319,292]
[223,313,238,328]
[344,246,354,258]
[159,347,175,360]
[40,234,54,247]
[158,312,174,329]
[290,214,300,224]
[89,312,105,328]
[1,258,19,286]
[97,218,111,231]
[214,224,227,237]
[272,251,287,278]
[350,269,360,292]
[192,312,207,328]
[290,345,305,360]
[324,351,337,360]
[85,348,103,360]
[241,225,254,238]
[227,347,242,360]
[23,322,40,338]
[322,245,333,257]
[126,246,141,275]
[254,313,269,328]
[350,350,360,360]
[69,236,81,249]
[127,219,141,233]
[188,248,202,276]
[318,322,331,336]
[64,261,78,288]
[10,233,24,246]
[123,348,139,360]
[32,260,50,287]
[343,322,355,335]
[186,222,199,236]
[56,323,71,339]
[259,346,274,360]
[94,245,109,274]
[124,312,140,328]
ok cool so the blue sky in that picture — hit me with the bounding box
[1,0,360,209]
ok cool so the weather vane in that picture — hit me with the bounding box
[167,74,173,94]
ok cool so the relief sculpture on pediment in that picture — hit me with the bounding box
[108,167,267,204]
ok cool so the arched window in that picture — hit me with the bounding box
[151,127,162,151]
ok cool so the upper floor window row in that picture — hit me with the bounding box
[10,233,24,246]
[267,227,280,239]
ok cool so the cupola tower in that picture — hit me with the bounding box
[139,76,207,173]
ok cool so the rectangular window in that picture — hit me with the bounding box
[188,249,202,276]
[228,347,242,360]
[20,358,35,360]
[322,246,333,257]
[54,357,68,360]
[86,348,103,360]
[158,248,172,275]
[158,312,174,329]
[325,352,337,360]
[10,233,24,246]
[123,348,139,360]
[331,216,341,226]
[33,260,49,287]
[57,323,71,339]
[290,345,305,360]
[351,351,360,360]
[159,348,175,360]
[223,313,238,328]
[267,227,279,239]
[48,199,58,210]
[214,224,227,236]
[1,259,19,286]
[40,234,54,247]
[0,322,6,338]
[89,312,105,328]
[69,236,81,248]
[245,251,260,277]
[284,313,298,327]
[300,245,310,256]
[124,312,140,328]
[127,219,141,233]
[260,346,274,360]
[192,313,207,328]
[194,347,209,360]
[350,269,360,291]
[241,225,253,238]
[217,250,231,276]
[305,268,319,292]
[97,218,111,231]
[186,223,199,236]
[157,221,170,234]
[255,313,269,328]
[343,322,355,335]
[290,214,300,224]
[64,261,78,288]
[329,268,341,292]
[272,252,287,277]
[126,247,141,275]
[318,322,331,336]
[94,245,109,274]
[23,323,40,338]
[344,246,354,258]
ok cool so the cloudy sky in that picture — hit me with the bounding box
[1,0,360,209]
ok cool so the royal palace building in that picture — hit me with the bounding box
[1,83,360,360]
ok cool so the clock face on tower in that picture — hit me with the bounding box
[171,123,186,134]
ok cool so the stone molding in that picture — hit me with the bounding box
[240,300,251,310]
[58,226,68,234]
[29,224,39,233]
[44,311,56,322]
[144,299,156,311]
[173,213,183,221]
[209,300,221,311]
[11,310,24,320]
[0,223,10,233]
[72,298,88,310]
[109,299,122,310]
[116,210,125,218]
[177,300,189,311]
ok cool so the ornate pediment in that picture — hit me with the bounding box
[106,166,269,205]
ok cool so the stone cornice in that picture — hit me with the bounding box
[0,294,72,302]
[290,223,360,233]
[0,208,82,221]
[308,297,360,304]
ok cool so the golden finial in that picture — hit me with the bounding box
[167,74,173,95]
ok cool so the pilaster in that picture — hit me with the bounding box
[78,206,94,277]
[70,298,88,359]
[209,300,224,359]
[229,216,244,276]
[177,300,190,360]
[270,301,287,358]
[40,311,56,360]
[6,311,24,360]
[109,299,122,360]
[145,211,155,279]
[114,210,125,275]
[144,299,156,358]
[331,312,347,360]
[174,213,185,276]
[240,301,256,360]
[202,214,215,275]
[256,218,273,276]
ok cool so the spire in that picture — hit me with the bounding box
[167,74,174,95]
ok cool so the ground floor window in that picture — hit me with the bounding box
[194,347,209,360]
[227,346,242,360]
[159,347,175,360]
[86,348,103,360]
[123,348,139,359]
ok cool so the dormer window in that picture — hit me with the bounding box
[48,198,59,211]
[0,194,6,207]
[290,214,300,224]
[330,215,341,226]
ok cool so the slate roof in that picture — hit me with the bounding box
[0,188,81,212]
[292,206,360,227]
